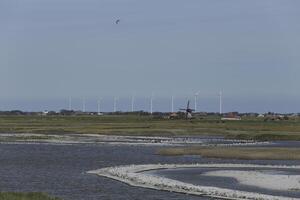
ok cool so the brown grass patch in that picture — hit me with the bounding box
[158,147,300,160]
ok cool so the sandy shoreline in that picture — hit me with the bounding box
[88,164,300,200]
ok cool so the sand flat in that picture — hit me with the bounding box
[204,170,300,191]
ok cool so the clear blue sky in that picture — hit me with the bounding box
[0,0,299,112]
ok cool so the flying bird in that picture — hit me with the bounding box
[115,19,120,24]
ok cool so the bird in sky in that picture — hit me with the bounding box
[115,19,120,24]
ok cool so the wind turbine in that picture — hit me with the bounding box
[194,91,200,112]
[171,95,174,113]
[131,93,135,112]
[219,91,222,115]
[68,96,72,111]
[150,92,154,115]
[82,97,86,112]
[113,97,118,112]
[97,98,102,114]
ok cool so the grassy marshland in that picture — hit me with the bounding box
[0,192,60,200]
[0,115,300,141]
[158,147,300,160]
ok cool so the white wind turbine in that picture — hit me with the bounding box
[171,95,174,113]
[219,91,222,115]
[82,97,86,112]
[97,98,102,114]
[113,97,118,112]
[131,93,135,112]
[194,91,200,112]
[68,96,72,110]
[150,92,154,114]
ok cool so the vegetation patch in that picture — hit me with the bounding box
[0,192,61,200]
[0,115,300,141]
[158,147,300,160]
[0,135,54,142]
[225,133,300,141]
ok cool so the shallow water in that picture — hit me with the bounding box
[0,143,299,200]
[147,167,300,198]
[0,143,213,200]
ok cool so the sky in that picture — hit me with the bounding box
[0,0,300,113]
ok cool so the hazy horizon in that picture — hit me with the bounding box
[0,94,299,114]
[1,0,299,112]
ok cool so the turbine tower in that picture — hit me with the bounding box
[150,92,154,115]
[219,91,222,115]
[82,97,86,112]
[171,95,174,113]
[113,97,118,112]
[131,93,135,112]
[68,97,72,110]
[97,98,102,114]
[194,92,200,112]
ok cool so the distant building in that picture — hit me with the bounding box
[169,113,179,119]
[42,110,49,116]
[221,112,241,121]
[221,116,241,121]
[257,114,265,118]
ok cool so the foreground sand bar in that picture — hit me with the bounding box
[88,164,300,200]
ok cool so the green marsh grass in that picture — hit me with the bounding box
[0,115,300,141]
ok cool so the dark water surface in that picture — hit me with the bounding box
[0,143,213,200]
[0,143,300,200]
